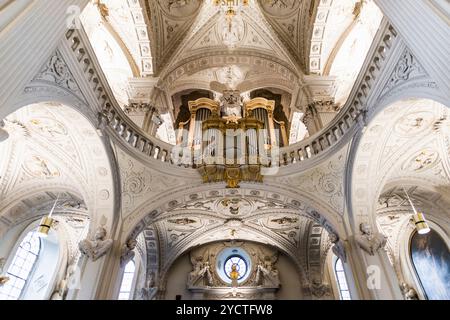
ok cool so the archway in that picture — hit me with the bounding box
[349,98,450,230]
[0,99,118,299]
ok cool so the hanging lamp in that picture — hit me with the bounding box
[37,194,59,237]
[403,187,430,235]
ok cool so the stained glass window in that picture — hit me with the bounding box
[224,255,248,281]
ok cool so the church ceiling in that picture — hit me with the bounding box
[143,0,204,74]
[0,102,114,234]
[157,1,302,93]
[256,0,316,72]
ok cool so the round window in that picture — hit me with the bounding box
[216,248,252,284]
[224,255,248,281]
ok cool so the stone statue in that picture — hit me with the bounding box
[310,280,331,299]
[230,263,240,288]
[255,256,280,287]
[401,282,419,300]
[187,258,213,287]
[79,226,113,262]
[220,90,243,119]
[0,258,9,286]
[355,223,387,256]
[329,233,347,263]
[120,239,137,267]
[141,272,158,300]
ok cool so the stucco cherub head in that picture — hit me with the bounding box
[328,232,339,243]
[94,227,107,240]
[127,239,137,250]
[360,223,373,235]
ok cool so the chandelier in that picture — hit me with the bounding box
[214,0,249,31]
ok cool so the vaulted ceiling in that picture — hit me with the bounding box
[143,0,205,74]
[82,0,383,104]
[257,0,316,72]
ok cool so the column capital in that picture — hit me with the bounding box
[124,103,153,116]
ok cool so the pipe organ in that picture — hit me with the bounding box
[174,91,288,188]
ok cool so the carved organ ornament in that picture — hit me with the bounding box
[175,92,288,188]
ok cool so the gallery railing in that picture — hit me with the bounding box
[65,19,397,169]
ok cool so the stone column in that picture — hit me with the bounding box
[124,103,152,129]
[314,100,341,128]
[65,225,116,300]
[344,226,403,300]
[302,100,340,136]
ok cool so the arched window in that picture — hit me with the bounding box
[410,229,450,300]
[334,257,351,300]
[118,260,136,300]
[0,231,41,300]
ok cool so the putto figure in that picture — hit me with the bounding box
[355,223,387,256]
[79,226,113,262]
[120,238,137,267]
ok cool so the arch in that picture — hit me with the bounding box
[348,97,450,232]
[160,52,300,93]
[409,228,450,300]
[160,238,309,299]
[0,97,118,234]
[80,2,135,107]
[325,1,383,105]
[123,183,343,244]
[0,211,89,300]
[395,220,450,300]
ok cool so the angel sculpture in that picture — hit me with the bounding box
[141,272,158,300]
[255,255,280,287]
[120,239,137,267]
[0,258,9,286]
[355,223,387,256]
[78,226,113,262]
[329,233,347,263]
[187,257,213,287]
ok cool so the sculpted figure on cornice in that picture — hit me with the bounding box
[355,223,387,256]
[120,238,138,267]
[79,226,113,262]
[310,280,332,299]
[141,271,158,300]
[255,255,280,287]
[187,257,214,287]
[328,233,346,263]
